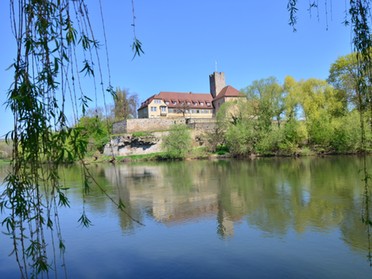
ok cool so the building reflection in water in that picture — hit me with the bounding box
[97,157,371,253]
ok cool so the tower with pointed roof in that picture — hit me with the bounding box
[209,72,226,98]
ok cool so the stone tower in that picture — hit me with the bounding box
[209,72,226,98]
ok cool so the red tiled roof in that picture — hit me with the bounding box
[139,91,213,110]
[213,85,245,101]
[138,86,245,111]
[138,94,156,110]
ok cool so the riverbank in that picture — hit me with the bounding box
[1,136,370,165]
[84,147,371,164]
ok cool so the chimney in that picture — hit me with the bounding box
[209,72,226,98]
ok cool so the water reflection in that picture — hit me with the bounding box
[71,157,372,253]
[1,156,371,276]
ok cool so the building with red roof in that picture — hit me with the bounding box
[137,72,245,119]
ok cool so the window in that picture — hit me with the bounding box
[154,99,161,104]
[161,106,166,112]
[165,101,169,105]
[151,106,157,112]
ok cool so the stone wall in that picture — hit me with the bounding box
[186,118,217,131]
[104,132,167,156]
[112,118,216,134]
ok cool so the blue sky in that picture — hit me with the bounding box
[0,1,353,137]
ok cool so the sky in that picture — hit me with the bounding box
[0,1,353,138]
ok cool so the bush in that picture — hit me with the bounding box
[256,127,283,155]
[306,113,334,148]
[0,140,12,160]
[215,145,229,155]
[330,111,365,152]
[76,116,111,154]
[203,126,225,152]
[225,121,258,156]
[162,124,192,159]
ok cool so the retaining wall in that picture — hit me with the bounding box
[112,118,217,134]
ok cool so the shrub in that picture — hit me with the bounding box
[225,121,258,156]
[256,127,283,155]
[203,126,225,152]
[330,111,364,152]
[162,124,192,159]
[76,116,111,154]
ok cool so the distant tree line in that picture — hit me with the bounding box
[206,51,372,156]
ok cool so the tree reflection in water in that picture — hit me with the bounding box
[101,157,372,257]
[1,156,372,277]
[361,154,372,266]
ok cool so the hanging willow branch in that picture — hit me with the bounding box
[287,0,372,265]
[0,1,142,277]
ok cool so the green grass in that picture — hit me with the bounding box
[123,152,169,161]
[132,131,153,137]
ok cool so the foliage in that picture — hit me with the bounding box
[76,115,111,154]
[0,1,141,277]
[225,119,257,156]
[241,77,285,130]
[329,111,362,152]
[256,127,283,155]
[112,88,139,120]
[215,145,229,155]
[162,124,192,159]
[218,74,367,156]
[203,126,226,152]
[328,51,372,128]
[328,52,359,111]
[288,1,372,153]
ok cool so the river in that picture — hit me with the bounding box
[0,156,371,278]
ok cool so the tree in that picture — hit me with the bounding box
[288,1,372,151]
[113,88,139,120]
[296,78,344,147]
[328,52,372,125]
[162,124,192,159]
[76,114,111,154]
[241,77,285,130]
[283,76,302,121]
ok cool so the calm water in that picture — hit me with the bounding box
[1,156,372,278]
